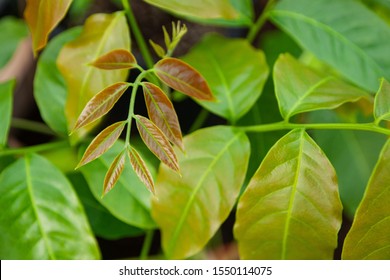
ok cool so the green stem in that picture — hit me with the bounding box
[246,0,276,43]
[188,108,210,133]
[11,118,56,136]
[0,140,69,157]
[121,0,154,69]
[140,230,154,260]
[237,121,390,135]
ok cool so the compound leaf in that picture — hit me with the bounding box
[235,129,343,259]
[90,49,137,70]
[128,146,155,194]
[152,126,250,259]
[0,154,100,259]
[342,139,390,259]
[154,57,214,101]
[142,82,183,150]
[103,149,126,196]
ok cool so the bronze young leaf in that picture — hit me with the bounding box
[154,57,214,101]
[142,82,184,151]
[72,82,130,132]
[128,146,155,194]
[135,115,180,173]
[103,150,126,196]
[77,121,126,169]
[90,49,138,70]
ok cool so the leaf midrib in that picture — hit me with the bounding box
[167,132,242,257]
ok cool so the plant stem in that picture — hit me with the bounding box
[246,0,276,43]
[0,140,69,157]
[140,230,154,260]
[121,0,154,69]
[237,121,390,135]
[188,108,210,133]
[11,118,56,136]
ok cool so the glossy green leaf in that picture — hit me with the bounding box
[235,129,342,259]
[0,154,100,259]
[103,149,126,196]
[269,0,390,91]
[80,141,156,229]
[0,80,14,148]
[152,126,250,259]
[128,146,155,194]
[374,78,390,123]
[274,54,370,120]
[154,57,214,101]
[69,172,144,239]
[0,17,29,68]
[308,110,386,218]
[135,115,180,173]
[342,139,390,259]
[142,82,183,150]
[24,0,73,55]
[143,0,253,27]
[77,121,126,168]
[181,34,269,122]
[34,27,82,136]
[89,49,137,70]
[72,82,130,131]
[57,12,130,138]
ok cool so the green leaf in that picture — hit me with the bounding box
[89,49,137,70]
[72,82,130,131]
[0,17,29,68]
[374,78,390,123]
[128,146,155,194]
[181,34,269,123]
[269,0,390,91]
[80,141,156,229]
[0,154,100,259]
[234,129,343,259]
[24,0,73,55]
[34,27,82,136]
[342,139,390,259]
[77,121,126,168]
[103,149,126,196]
[135,115,180,173]
[143,0,253,27]
[142,82,183,151]
[152,126,250,259]
[0,80,14,148]
[154,57,214,101]
[57,12,130,138]
[274,53,370,120]
[69,172,144,239]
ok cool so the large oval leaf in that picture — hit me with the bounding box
[24,0,73,55]
[234,129,342,259]
[143,0,253,27]
[0,17,29,68]
[274,54,369,120]
[0,154,100,259]
[374,78,390,123]
[34,27,82,136]
[152,126,250,259]
[57,12,130,138]
[80,141,156,229]
[154,57,214,101]
[181,34,269,123]
[269,0,390,91]
[342,139,390,259]
[0,80,14,148]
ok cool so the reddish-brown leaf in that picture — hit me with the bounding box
[128,146,155,194]
[154,57,214,101]
[77,121,126,168]
[72,82,130,132]
[90,49,137,70]
[103,150,126,196]
[135,115,180,173]
[142,82,184,151]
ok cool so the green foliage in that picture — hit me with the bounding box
[1,0,390,260]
